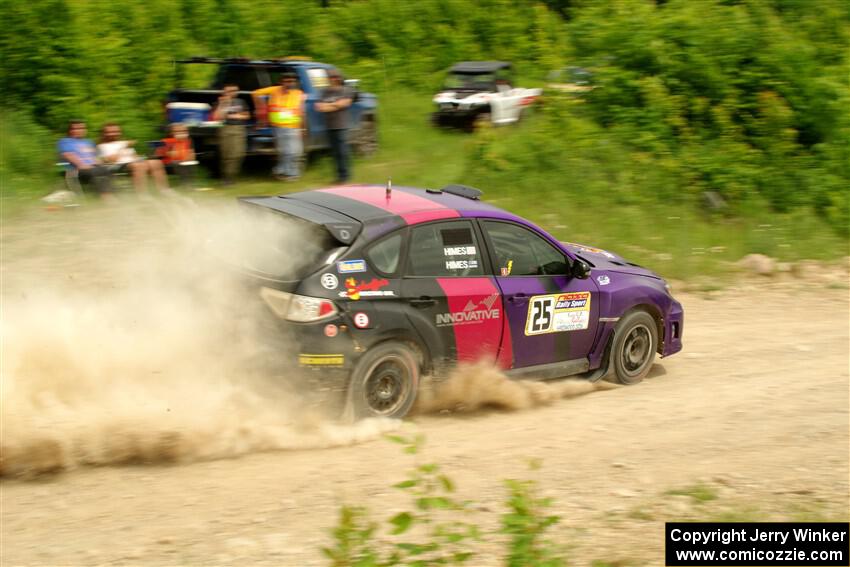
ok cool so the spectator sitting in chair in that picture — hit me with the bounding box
[157,123,204,190]
[97,122,172,195]
[57,120,114,198]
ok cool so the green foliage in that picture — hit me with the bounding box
[1,0,847,240]
[502,478,567,567]
[324,506,382,567]
[323,434,568,565]
[665,483,720,504]
[561,0,850,234]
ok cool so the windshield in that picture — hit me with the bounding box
[210,206,342,281]
[444,72,496,91]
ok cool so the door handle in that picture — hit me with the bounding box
[508,293,528,303]
[410,296,436,308]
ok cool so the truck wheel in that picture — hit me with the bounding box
[344,342,419,420]
[351,115,378,156]
[468,111,491,133]
[610,310,658,385]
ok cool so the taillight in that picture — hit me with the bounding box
[260,287,338,322]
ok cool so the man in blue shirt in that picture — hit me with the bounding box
[58,120,113,196]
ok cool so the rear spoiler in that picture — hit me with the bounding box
[238,196,362,245]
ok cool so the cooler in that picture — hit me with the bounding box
[166,102,211,125]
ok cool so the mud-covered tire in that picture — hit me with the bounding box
[610,310,658,385]
[345,342,419,420]
[351,115,378,156]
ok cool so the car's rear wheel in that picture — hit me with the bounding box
[345,342,419,420]
[611,310,657,385]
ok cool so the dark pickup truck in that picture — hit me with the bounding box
[165,57,378,169]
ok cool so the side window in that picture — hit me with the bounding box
[307,68,330,90]
[216,66,263,91]
[407,222,484,277]
[367,232,403,275]
[483,221,568,276]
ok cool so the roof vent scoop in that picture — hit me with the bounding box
[441,184,483,200]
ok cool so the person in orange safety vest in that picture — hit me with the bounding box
[253,72,306,180]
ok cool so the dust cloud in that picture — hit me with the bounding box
[415,361,615,415]
[0,202,397,478]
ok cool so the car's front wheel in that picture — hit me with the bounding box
[610,310,658,385]
[345,342,420,420]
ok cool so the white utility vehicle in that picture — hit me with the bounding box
[432,61,541,130]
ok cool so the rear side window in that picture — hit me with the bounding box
[367,232,403,275]
[483,221,568,276]
[214,66,263,91]
[407,221,484,277]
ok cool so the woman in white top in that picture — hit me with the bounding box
[98,123,171,195]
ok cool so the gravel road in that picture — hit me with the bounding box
[2,202,847,566]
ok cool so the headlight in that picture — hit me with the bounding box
[260,287,338,322]
[664,281,674,297]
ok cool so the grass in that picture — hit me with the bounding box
[2,89,847,281]
[664,483,719,504]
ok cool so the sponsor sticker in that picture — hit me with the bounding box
[321,273,339,290]
[436,293,500,327]
[525,291,591,336]
[445,259,479,270]
[353,312,370,329]
[443,245,476,256]
[596,275,610,286]
[298,353,344,366]
[499,260,514,277]
[566,242,616,259]
[337,259,367,273]
[340,277,394,300]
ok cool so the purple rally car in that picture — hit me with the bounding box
[239,183,684,419]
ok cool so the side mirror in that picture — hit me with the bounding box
[571,260,591,279]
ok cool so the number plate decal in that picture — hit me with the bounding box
[525,292,591,336]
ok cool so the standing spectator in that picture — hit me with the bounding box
[157,123,201,189]
[212,84,249,185]
[253,72,305,181]
[98,123,172,195]
[316,69,353,184]
[57,120,114,198]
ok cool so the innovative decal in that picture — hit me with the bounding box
[337,259,368,273]
[525,291,592,336]
[298,353,345,366]
[436,293,500,326]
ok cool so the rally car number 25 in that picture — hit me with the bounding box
[238,183,684,420]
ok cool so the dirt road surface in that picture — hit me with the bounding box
[2,203,848,566]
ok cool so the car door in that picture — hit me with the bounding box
[400,220,507,367]
[302,66,331,149]
[481,220,599,369]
